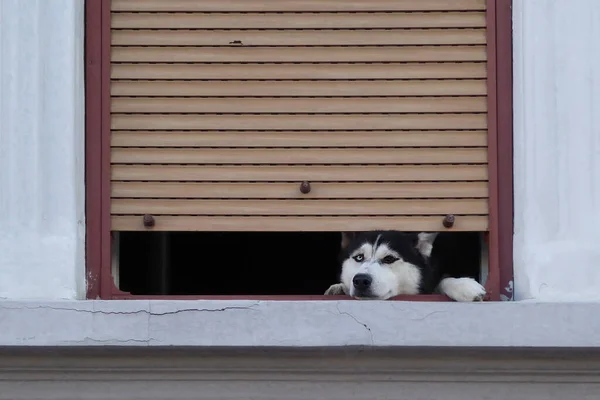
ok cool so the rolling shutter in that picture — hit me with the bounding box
[110,0,489,232]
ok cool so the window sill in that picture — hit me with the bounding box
[0,299,597,348]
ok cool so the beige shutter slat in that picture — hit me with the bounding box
[111,62,488,80]
[111,114,487,131]
[111,215,489,232]
[111,12,486,29]
[111,97,487,114]
[111,182,489,199]
[111,131,487,148]
[111,147,488,165]
[112,198,488,216]
[111,80,486,97]
[111,45,486,63]
[112,0,486,12]
[112,29,487,46]
[112,165,488,182]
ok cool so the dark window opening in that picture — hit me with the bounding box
[118,232,341,296]
[116,231,485,297]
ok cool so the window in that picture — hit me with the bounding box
[85,0,513,301]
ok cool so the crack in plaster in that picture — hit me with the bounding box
[408,310,447,321]
[390,303,448,321]
[1,303,261,346]
[0,303,262,316]
[335,303,374,345]
[67,337,153,345]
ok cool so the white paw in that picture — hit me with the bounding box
[324,283,347,296]
[438,277,486,302]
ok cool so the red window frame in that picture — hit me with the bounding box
[85,0,514,301]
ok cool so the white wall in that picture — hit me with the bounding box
[513,0,600,301]
[0,0,599,301]
[0,0,85,299]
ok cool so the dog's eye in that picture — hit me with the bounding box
[381,255,399,264]
[352,254,364,262]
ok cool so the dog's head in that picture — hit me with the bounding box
[338,231,438,300]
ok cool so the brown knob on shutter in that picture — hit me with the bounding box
[143,214,156,228]
[299,181,311,194]
[442,214,455,229]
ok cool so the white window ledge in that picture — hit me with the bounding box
[1,300,598,348]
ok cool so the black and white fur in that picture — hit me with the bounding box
[325,230,486,302]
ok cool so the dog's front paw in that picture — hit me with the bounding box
[438,277,486,302]
[324,283,347,296]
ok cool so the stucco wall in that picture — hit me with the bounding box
[512,0,600,301]
[0,0,85,299]
[1,0,599,302]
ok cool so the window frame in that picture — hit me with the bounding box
[85,0,513,301]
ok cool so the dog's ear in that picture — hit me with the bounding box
[415,232,439,258]
[340,232,357,249]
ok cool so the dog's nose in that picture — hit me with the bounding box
[353,274,372,290]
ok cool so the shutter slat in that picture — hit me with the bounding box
[111,63,488,80]
[111,182,489,199]
[111,114,487,131]
[111,131,487,148]
[111,80,486,97]
[111,147,488,165]
[112,29,487,46]
[111,97,487,114]
[111,0,486,12]
[111,45,487,63]
[111,12,486,29]
[112,198,488,216]
[111,215,489,232]
[112,165,488,182]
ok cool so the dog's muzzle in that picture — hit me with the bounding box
[352,273,373,296]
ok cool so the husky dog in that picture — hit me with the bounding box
[324,231,486,302]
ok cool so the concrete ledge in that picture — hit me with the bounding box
[3,347,600,400]
[0,300,598,348]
